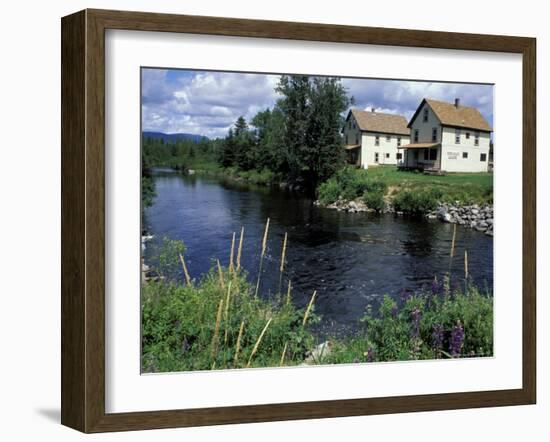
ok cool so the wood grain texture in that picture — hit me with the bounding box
[61,8,537,433]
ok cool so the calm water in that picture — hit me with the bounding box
[143,169,493,336]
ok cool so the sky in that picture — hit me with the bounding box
[141,68,493,139]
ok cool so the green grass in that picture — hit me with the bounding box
[368,166,493,205]
[317,165,493,209]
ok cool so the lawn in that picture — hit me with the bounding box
[366,165,493,190]
[317,165,493,210]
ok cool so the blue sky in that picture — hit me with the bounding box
[142,68,493,139]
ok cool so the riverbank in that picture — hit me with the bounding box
[315,166,493,234]
[142,236,493,372]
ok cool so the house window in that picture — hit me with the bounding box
[480,153,487,162]
[429,148,437,161]
[455,129,461,144]
[352,122,356,129]
[386,153,390,159]
[396,152,403,160]
[432,127,437,142]
[355,135,359,144]
[462,152,468,159]
[397,137,401,147]
[414,150,419,159]
[423,108,429,122]
[375,135,380,146]
[386,135,391,142]
[414,129,419,143]
[375,152,379,163]
[475,132,480,146]
[465,132,470,139]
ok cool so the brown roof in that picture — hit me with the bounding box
[348,109,409,136]
[345,144,361,150]
[399,142,440,149]
[412,99,492,132]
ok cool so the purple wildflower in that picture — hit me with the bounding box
[410,307,422,339]
[431,278,442,296]
[432,324,444,354]
[400,289,412,302]
[449,321,465,357]
[391,304,399,318]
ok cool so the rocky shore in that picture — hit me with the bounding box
[314,199,494,235]
[429,202,493,236]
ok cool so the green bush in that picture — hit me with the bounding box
[363,190,385,212]
[317,167,389,205]
[392,187,443,214]
[324,282,493,364]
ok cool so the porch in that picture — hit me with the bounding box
[398,142,442,173]
[345,144,361,167]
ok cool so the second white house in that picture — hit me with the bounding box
[342,108,410,169]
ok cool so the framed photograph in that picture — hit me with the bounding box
[61,9,536,433]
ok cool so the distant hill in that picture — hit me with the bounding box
[142,131,208,143]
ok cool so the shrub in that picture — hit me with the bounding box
[363,190,385,212]
[392,187,443,214]
[317,167,389,205]
[324,282,493,364]
[318,178,343,205]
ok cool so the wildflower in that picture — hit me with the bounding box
[431,277,442,296]
[410,307,422,339]
[390,304,399,318]
[400,289,412,302]
[450,321,465,357]
[432,324,444,355]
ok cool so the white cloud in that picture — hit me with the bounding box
[142,69,281,138]
[142,69,493,138]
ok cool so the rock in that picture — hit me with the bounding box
[304,341,333,364]
[442,212,452,223]
[348,201,358,210]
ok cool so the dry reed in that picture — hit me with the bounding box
[449,223,457,272]
[236,227,244,272]
[233,321,245,366]
[179,253,191,285]
[279,342,288,366]
[229,232,236,275]
[246,317,272,368]
[302,290,317,326]
[224,281,232,344]
[211,298,224,360]
[278,232,288,293]
[285,280,292,305]
[254,218,270,298]
[216,259,225,289]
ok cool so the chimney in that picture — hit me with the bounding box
[454,98,460,108]
[371,107,376,113]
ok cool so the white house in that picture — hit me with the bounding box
[342,108,410,169]
[400,98,492,173]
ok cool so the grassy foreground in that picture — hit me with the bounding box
[141,226,493,373]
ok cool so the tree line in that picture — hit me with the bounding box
[219,75,352,192]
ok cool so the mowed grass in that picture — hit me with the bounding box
[365,166,493,204]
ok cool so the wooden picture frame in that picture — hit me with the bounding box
[61,8,536,433]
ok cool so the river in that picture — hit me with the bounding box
[143,169,493,337]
